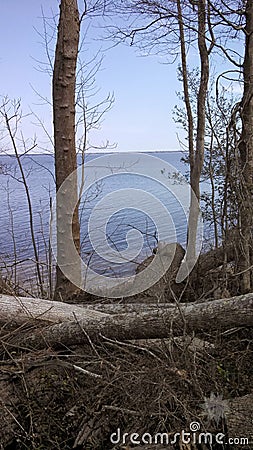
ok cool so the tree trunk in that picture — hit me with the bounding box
[7,293,253,350]
[53,0,81,301]
[0,295,108,325]
[176,0,210,281]
[238,0,253,293]
[188,0,209,259]
[194,0,209,203]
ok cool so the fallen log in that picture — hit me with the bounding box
[0,295,179,326]
[83,302,175,314]
[9,293,253,349]
[0,294,108,325]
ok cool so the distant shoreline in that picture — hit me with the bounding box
[0,149,184,158]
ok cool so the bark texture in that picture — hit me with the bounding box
[7,293,253,350]
[238,0,253,293]
[176,0,210,272]
[0,295,108,325]
[53,0,81,301]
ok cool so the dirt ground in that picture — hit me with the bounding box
[1,243,253,449]
[1,323,252,450]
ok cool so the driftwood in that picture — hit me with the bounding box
[2,293,251,349]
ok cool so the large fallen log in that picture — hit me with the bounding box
[0,294,108,325]
[6,293,253,349]
[83,302,175,313]
[0,294,179,326]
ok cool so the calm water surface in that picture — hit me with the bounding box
[0,151,189,292]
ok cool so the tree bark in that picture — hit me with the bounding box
[53,0,81,301]
[0,295,108,325]
[187,0,209,260]
[238,0,253,293]
[175,0,210,279]
[6,293,253,350]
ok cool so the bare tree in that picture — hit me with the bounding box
[206,0,253,292]
[0,1,113,301]
[110,1,253,289]
[237,0,253,292]
[110,0,214,270]
[0,98,45,297]
[40,0,114,301]
[177,0,212,266]
[53,0,81,301]
[174,68,241,250]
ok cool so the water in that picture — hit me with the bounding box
[0,151,189,293]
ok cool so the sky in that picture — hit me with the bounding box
[0,1,184,153]
[0,2,244,154]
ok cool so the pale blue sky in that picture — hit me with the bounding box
[0,1,243,153]
[0,1,184,153]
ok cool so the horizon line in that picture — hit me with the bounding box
[1,148,184,156]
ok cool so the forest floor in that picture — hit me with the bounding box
[1,326,253,449]
[0,246,253,450]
